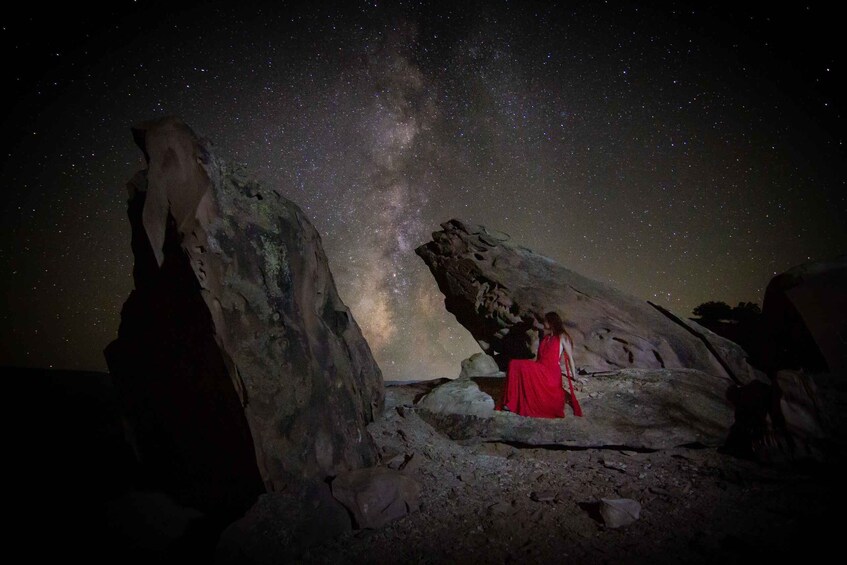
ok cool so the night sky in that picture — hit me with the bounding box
[2,1,844,380]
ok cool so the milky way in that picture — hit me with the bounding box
[1,1,844,379]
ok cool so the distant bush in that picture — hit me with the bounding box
[692,301,733,321]
[693,301,761,323]
[731,301,761,323]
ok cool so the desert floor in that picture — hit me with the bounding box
[299,380,843,564]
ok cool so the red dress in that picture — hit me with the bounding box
[500,334,582,418]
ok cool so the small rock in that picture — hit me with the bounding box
[602,460,627,472]
[459,353,503,378]
[488,500,515,515]
[599,498,641,528]
[386,452,407,470]
[530,490,557,502]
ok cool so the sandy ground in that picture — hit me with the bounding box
[298,381,843,564]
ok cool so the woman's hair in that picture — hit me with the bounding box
[544,311,571,342]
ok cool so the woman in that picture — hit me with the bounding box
[499,311,583,418]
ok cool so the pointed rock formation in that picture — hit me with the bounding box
[416,219,759,384]
[104,117,384,519]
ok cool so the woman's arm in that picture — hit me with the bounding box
[560,335,577,378]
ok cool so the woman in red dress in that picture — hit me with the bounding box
[500,311,582,418]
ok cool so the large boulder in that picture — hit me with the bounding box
[758,255,847,373]
[104,117,384,519]
[415,219,759,385]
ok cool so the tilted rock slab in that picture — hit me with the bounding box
[417,370,734,449]
[416,219,759,385]
[105,117,384,518]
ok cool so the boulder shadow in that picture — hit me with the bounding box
[578,501,604,525]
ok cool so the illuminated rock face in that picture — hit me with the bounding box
[416,219,759,384]
[105,117,384,518]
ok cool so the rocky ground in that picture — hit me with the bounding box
[299,381,843,564]
[13,369,841,564]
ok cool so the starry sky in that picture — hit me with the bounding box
[1,1,844,380]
